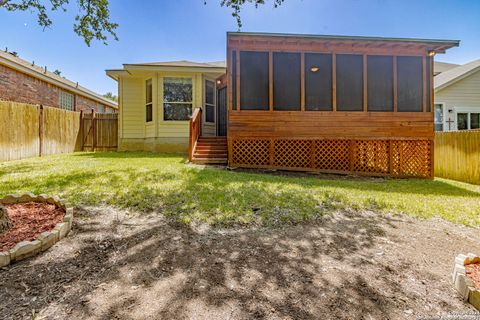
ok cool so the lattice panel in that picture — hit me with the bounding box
[392,140,432,177]
[313,140,350,171]
[231,139,270,166]
[353,141,390,174]
[274,140,312,168]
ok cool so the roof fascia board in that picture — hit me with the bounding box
[123,64,226,74]
[435,66,480,92]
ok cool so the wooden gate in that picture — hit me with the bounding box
[81,111,118,151]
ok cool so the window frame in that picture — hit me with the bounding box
[456,111,480,130]
[59,90,74,111]
[162,77,194,122]
[145,78,153,123]
[434,103,444,132]
[204,79,216,124]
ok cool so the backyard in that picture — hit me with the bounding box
[1,152,480,319]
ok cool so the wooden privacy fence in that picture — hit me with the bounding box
[81,111,118,151]
[435,130,480,185]
[0,101,118,162]
[0,101,81,161]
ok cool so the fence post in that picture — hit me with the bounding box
[79,110,84,151]
[92,108,96,152]
[39,105,44,157]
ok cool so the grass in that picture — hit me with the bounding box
[1,152,479,226]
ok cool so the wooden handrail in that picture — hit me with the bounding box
[188,108,202,161]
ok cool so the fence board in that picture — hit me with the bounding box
[0,101,40,161]
[435,130,480,185]
[43,106,81,156]
[81,112,118,151]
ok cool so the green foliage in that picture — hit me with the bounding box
[53,69,61,76]
[1,152,480,227]
[0,0,118,46]
[210,0,285,29]
[103,92,117,102]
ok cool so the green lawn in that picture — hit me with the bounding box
[1,152,479,226]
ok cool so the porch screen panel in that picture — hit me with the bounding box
[336,54,363,111]
[367,55,393,112]
[232,51,237,110]
[273,52,301,110]
[397,56,423,112]
[305,53,332,111]
[426,56,431,112]
[240,51,269,110]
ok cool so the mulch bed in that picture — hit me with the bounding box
[466,262,480,290]
[0,202,65,251]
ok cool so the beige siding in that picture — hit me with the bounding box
[435,69,480,130]
[121,77,144,138]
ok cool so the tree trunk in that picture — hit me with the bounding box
[0,204,11,234]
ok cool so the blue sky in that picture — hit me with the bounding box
[1,0,479,94]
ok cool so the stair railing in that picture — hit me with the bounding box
[188,107,202,161]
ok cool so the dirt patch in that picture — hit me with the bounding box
[0,202,64,251]
[466,263,480,290]
[1,207,480,319]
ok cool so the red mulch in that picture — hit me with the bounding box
[466,263,480,290]
[0,202,65,251]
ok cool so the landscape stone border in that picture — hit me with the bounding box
[452,253,480,311]
[0,193,73,268]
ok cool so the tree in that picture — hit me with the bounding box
[53,69,61,76]
[0,0,118,46]
[216,0,285,29]
[103,92,117,102]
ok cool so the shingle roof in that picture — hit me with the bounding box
[434,59,480,91]
[433,61,459,75]
[0,50,117,108]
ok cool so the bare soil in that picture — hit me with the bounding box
[1,207,480,320]
[0,202,64,251]
[466,263,480,290]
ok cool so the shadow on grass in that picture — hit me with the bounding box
[0,208,442,319]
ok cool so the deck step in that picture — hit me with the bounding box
[191,136,228,165]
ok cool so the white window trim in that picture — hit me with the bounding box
[59,90,74,111]
[456,111,480,130]
[145,78,153,123]
[433,102,445,131]
[204,79,216,124]
[162,77,194,122]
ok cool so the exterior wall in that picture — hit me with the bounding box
[435,69,480,131]
[119,71,206,153]
[0,63,115,113]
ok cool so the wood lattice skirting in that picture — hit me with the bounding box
[229,138,433,178]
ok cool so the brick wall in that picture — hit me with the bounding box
[0,64,116,113]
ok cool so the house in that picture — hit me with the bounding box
[106,60,225,152]
[434,59,480,131]
[0,50,117,113]
[108,32,459,178]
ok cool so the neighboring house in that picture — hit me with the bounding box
[106,60,225,152]
[434,59,480,131]
[108,32,458,178]
[0,50,117,113]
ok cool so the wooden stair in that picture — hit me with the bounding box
[192,136,228,164]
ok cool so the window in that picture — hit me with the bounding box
[472,113,480,129]
[59,91,74,111]
[305,53,332,111]
[397,56,423,112]
[434,104,443,131]
[240,51,269,110]
[205,80,215,123]
[367,55,393,112]
[163,77,193,121]
[273,52,301,110]
[97,104,105,113]
[457,112,480,130]
[145,79,153,122]
[457,113,468,130]
[336,54,363,111]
